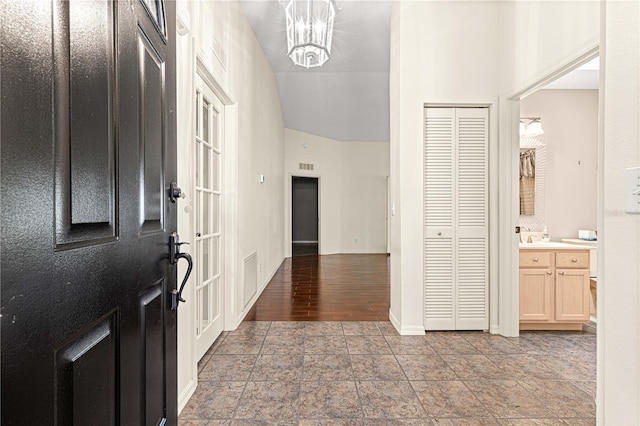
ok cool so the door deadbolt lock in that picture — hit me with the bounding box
[169,182,182,203]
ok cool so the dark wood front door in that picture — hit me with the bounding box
[1,0,177,424]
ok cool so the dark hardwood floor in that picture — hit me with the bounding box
[244,254,389,321]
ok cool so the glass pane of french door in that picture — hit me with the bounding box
[195,75,223,360]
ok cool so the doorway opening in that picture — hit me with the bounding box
[291,176,319,256]
[493,48,599,416]
[515,54,599,335]
[497,46,600,338]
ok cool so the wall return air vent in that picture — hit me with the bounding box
[299,163,314,171]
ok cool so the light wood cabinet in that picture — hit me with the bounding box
[519,248,590,330]
[555,269,590,322]
[519,268,553,321]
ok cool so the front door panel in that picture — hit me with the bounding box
[53,0,118,247]
[55,312,118,425]
[1,0,177,424]
[139,28,166,234]
[140,282,166,426]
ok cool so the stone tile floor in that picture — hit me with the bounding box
[180,321,596,425]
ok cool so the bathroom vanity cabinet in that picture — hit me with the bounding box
[519,245,590,330]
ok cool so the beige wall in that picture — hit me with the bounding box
[341,142,389,253]
[284,129,343,254]
[520,89,599,239]
[171,0,640,422]
[284,128,389,256]
[499,1,600,97]
[499,0,640,422]
[390,0,501,334]
[176,0,285,412]
[601,1,640,422]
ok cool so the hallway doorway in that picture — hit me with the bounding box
[292,176,319,256]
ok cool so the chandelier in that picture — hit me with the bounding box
[284,0,336,68]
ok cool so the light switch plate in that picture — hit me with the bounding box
[624,167,640,213]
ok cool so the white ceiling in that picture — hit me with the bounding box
[240,2,596,140]
[239,0,393,142]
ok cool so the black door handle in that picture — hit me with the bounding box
[169,232,193,310]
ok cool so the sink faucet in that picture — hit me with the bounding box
[522,226,530,232]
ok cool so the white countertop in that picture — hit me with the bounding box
[560,238,598,247]
[519,242,592,250]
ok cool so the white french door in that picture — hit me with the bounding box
[423,107,489,331]
[194,74,224,359]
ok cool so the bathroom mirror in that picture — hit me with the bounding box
[519,138,546,227]
[520,148,536,215]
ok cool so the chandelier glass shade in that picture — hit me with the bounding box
[284,0,336,68]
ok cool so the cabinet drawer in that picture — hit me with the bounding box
[556,252,589,269]
[520,251,551,268]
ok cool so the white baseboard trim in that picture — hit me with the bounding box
[341,249,389,254]
[178,379,197,414]
[389,308,401,332]
[389,309,425,336]
[400,325,427,335]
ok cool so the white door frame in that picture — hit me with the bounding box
[421,103,497,333]
[193,71,225,359]
[193,55,240,332]
[387,176,391,254]
[291,176,320,245]
[497,45,600,338]
[287,173,322,255]
[176,21,240,415]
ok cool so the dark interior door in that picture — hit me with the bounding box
[1,0,177,424]
[292,177,319,243]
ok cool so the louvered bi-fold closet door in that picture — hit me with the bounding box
[424,107,489,331]
[424,109,456,330]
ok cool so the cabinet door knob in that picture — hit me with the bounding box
[571,258,578,263]
[533,258,539,262]
[559,271,565,275]
[437,232,442,236]
[546,272,552,275]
